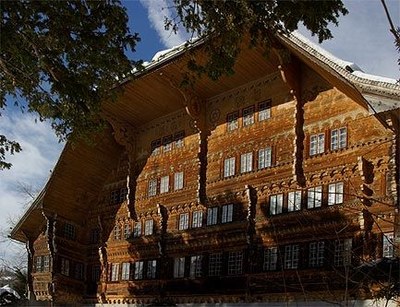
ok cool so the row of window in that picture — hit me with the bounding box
[110,260,157,281]
[310,127,347,155]
[108,235,394,282]
[113,181,345,239]
[113,219,154,240]
[110,187,128,205]
[269,182,344,215]
[148,172,184,197]
[151,131,185,155]
[227,100,271,132]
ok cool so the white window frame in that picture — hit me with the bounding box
[224,157,236,178]
[309,241,325,268]
[147,260,157,279]
[162,135,173,152]
[114,224,121,240]
[110,263,119,281]
[307,186,322,209]
[243,105,255,126]
[240,152,253,173]
[270,194,283,215]
[383,233,394,258]
[192,210,203,228]
[121,262,130,280]
[43,255,50,272]
[174,131,185,148]
[179,213,189,230]
[310,133,325,156]
[328,182,344,205]
[284,245,299,269]
[227,111,239,131]
[134,261,144,280]
[331,127,347,150]
[258,100,271,121]
[288,191,302,212]
[207,207,218,225]
[133,221,142,238]
[124,223,131,239]
[227,251,243,275]
[189,255,202,278]
[258,147,272,169]
[221,204,233,223]
[334,239,352,267]
[173,257,185,278]
[264,247,278,271]
[148,178,157,197]
[209,253,222,276]
[160,175,169,194]
[144,219,153,236]
[174,172,184,190]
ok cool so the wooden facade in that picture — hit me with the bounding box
[11,33,400,305]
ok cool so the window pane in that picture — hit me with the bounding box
[258,147,272,169]
[258,100,271,121]
[174,172,184,190]
[160,176,169,193]
[179,213,189,230]
[148,179,157,197]
[224,157,235,177]
[221,204,233,223]
[240,152,253,173]
[173,257,185,278]
[243,106,255,126]
[209,253,222,276]
[144,219,153,235]
[227,111,239,131]
[192,210,203,228]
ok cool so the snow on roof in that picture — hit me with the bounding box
[289,31,399,86]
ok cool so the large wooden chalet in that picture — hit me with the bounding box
[11,32,400,305]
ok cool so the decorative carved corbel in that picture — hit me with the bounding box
[274,47,306,187]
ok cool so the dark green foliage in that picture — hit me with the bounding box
[0,0,141,168]
[168,0,347,83]
[0,135,21,170]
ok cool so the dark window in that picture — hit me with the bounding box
[64,223,76,240]
[151,139,161,155]
[162,135,173,152]
[174,131,185,148]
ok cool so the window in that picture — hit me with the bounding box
[207,207,218,226]
[160,176,169,194]
[310,133,325,156]
[134,261,144,280]
[288,191,302,212]
[174,172,184,190]
[75,263,84,280]
[90,228,100,244]
[240,152,253,173]
[189,255,202,278]
[328,182,344,205]
[91,265,100,282]
[309,241,325,268]
[119,187,128,203]
[224,157,236,178]
[43,255,50,272]
[36,256,43,272]
[173,257,185,278]
[147,260,157,279]
[64,223,75,240]
[133,222,142,238]
[221,204,233,223]
[258,100,271,121]
[243,105,255,126]
[307,186,322,209]
[264,247,278,271]
[162,135,173,152]
[121,262,131,280]
[270,194,283,215]
[124,223,131,239]
[227,251,243,275]
[174,131,185,148]
[61,258,70,276]
[334,239,352,266]
[179,213,189,230]
[331,127,347,150]
[148,179,157,197]
[151,139,161,155]
[258,147,272,169]
[284,245,299,269]
[209,253,222,276]
[383,233,394,258]
[227,111,239,131]
[113,224,121,240]
[144,219,153,236]
[192,210,203,228]
[110,189,120,205]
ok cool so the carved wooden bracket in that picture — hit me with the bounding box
[104,114,136,155]
[274,48,306,187]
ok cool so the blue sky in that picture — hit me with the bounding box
[0,0,399,265]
